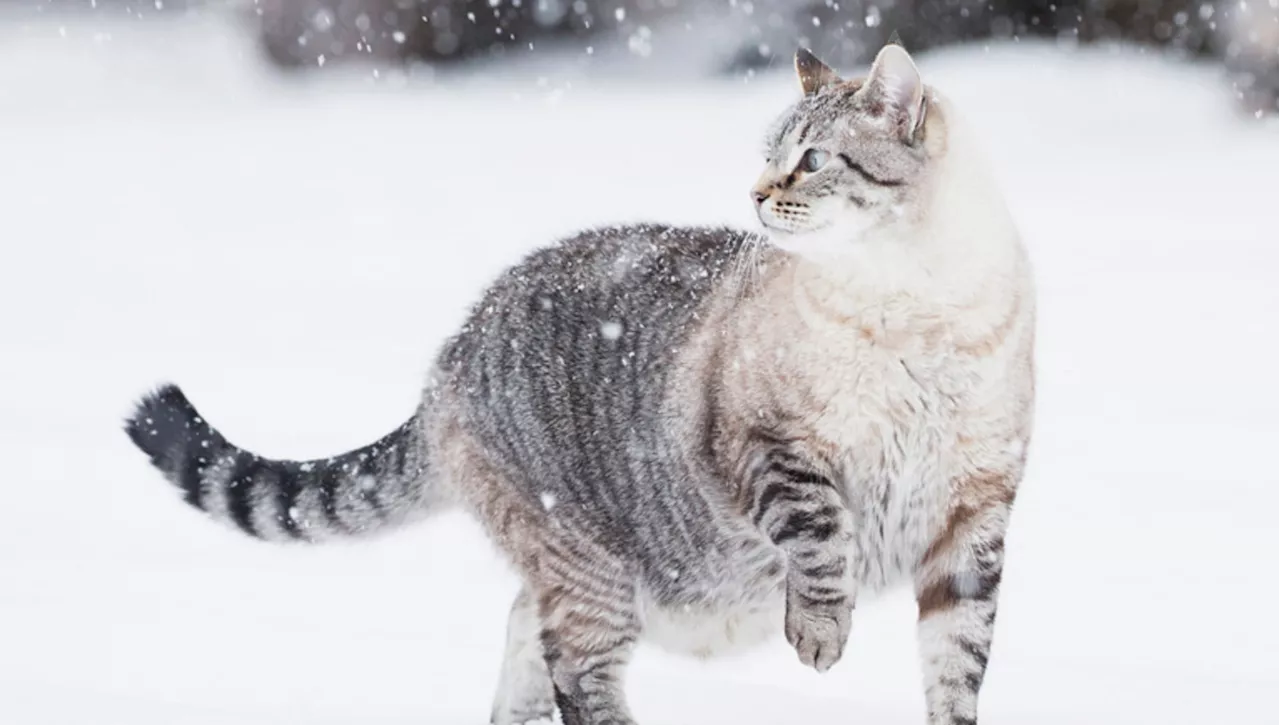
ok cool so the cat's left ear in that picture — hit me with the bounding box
[861,44,927,143]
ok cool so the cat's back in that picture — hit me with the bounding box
[438,223,749,378]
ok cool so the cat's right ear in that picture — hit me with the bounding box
[795,48,842,96]
[859,44,927,143]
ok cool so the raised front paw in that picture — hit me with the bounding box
[785,590,852,673]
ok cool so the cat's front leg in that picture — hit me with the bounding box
[913,477,1016,725]
[747,447,855,672]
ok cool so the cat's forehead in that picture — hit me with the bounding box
[764,80,893,152]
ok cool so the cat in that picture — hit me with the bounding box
[252,0,1276,112]
[126,45,1035,725]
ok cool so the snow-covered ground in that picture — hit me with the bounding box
[0,14,1276,725]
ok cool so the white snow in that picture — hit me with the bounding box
[540,492,558,511]
[0,14,1275,725]
[600,321,624,340]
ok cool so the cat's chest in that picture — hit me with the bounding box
[770,327,971,466]
[756,329,972,587]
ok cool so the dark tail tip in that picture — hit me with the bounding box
[124,383,203,474]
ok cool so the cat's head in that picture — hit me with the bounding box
[752,45,947,252]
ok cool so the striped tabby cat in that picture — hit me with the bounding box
[126,45,1035,725]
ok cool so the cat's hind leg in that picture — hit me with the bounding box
[533,541,640,725]
[434,421,638,724]
[491,587,555,725]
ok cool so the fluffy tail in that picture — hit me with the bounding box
[124,384,436,542]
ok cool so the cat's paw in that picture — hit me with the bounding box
[784,593,851,673]
[490,703,556,725]
[491,713,556,725]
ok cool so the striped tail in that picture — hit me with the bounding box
[124,384,438,542]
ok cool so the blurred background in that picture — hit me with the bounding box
[4,0,1279,109]
[0,1,1276,724]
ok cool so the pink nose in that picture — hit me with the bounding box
[751,190,768,206]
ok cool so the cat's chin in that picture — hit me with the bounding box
[762,223,875,262]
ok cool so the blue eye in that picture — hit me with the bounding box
[800,148,829,173]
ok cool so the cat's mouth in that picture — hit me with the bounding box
[759,217,830,238]
[756,204,827,236]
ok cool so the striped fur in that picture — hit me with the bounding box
[125,385,437,541]
[125,47,1034,725]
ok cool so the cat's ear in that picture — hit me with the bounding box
[795,48,842,96]
[861,44,927,142]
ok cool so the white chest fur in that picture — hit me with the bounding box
[815,336,964,589]
[801,326,968,589]
[727,257,1017,592]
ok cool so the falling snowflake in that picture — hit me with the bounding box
[312,8,335,31]
[628,26,653,57]
[534,0,568,26]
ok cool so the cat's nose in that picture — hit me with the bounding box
[750,189,769,206]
